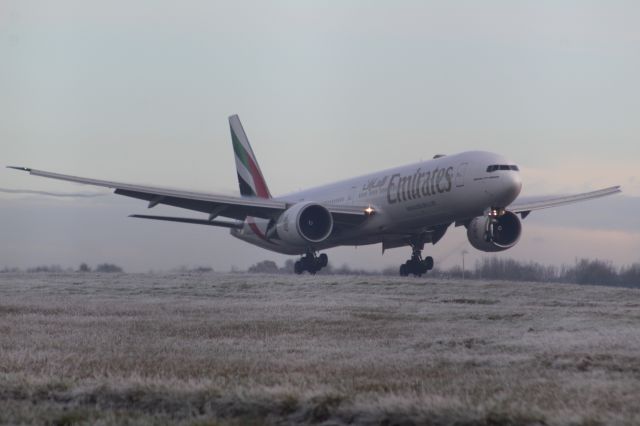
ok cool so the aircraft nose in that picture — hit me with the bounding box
[495,172,522,207]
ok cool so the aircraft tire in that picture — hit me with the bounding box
[399,264,409,277]
[294,261,304,275]
[319,253,328,268]
[423,256,434,271]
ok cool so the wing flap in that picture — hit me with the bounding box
[129,214,243,229]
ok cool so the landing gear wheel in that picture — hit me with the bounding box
[399,241,434,277]
[294,252,329,275]
[399,264,408,277]
[423,256,434,271]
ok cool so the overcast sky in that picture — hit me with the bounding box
[2,1,639,272]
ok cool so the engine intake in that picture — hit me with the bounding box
[467,211,522,252]
[275,202,333,246]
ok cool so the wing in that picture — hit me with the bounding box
[509,186,621,218]
[128,214,245,228]
[9,166,285,220]
[8,167,372,225]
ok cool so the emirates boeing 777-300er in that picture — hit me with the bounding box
[9,115,621,276]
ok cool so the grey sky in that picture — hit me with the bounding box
[2,1,639,271]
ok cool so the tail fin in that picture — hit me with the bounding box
[229,115,272,199]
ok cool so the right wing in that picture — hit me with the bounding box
[8,166,288,221]
[128,214,244,228]
[509,186,621,218]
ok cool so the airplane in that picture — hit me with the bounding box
[9,115,621,276]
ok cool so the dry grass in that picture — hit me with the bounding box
[1,272,640,425]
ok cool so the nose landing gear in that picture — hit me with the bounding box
[294,252,328,275]
[399,242,434,277]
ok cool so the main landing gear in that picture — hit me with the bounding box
[399,242,434,277]
[294,252,328,275]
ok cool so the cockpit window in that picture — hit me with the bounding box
[487,165,519,172]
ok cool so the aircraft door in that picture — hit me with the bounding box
[455,163,468,188]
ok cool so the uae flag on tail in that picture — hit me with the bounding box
[229,115,272,199]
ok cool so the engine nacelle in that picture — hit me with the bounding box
[275,202,334,246]
[467,211,522,252]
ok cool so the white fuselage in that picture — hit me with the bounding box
[231,151,522,254]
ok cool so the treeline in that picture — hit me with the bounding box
[244,257,640,288]
[246,259,384,276]
[0,263,124,273]
[5,258,640,287]
[173,266,214,273]
[433,258,640,287]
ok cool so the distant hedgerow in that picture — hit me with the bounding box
[95,263,123,273]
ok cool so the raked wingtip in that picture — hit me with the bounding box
[7,166,32,172]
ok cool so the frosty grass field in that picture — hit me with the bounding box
[1,272,640,425]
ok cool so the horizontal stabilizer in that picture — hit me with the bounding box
[129,214,243,229]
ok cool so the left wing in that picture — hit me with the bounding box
[509,186,621,218]
[7,167,372,226]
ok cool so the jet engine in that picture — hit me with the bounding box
[467,211,522,252]
[275,202,334,246]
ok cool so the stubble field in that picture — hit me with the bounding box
[1,272,640,425]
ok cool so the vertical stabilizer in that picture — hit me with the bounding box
[229,115,272,199]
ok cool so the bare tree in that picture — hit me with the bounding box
[95,263,123,273]
[248,260,279,274]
